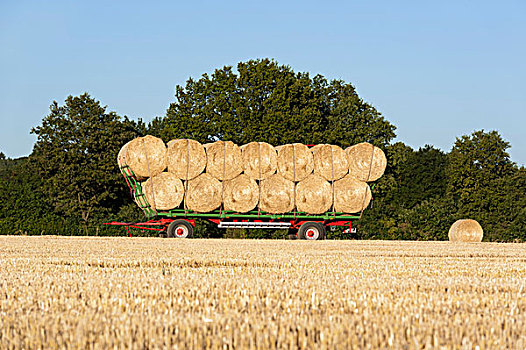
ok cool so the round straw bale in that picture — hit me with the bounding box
[142,172,184,211]
[119,135,167,178]
[259,174,295,214]
[313,144,349,181]
[223,174,259,213]
[333,175,372,213]
[345,142,387,182]
[295,174,332,214]
[277,143,314,181]
[185,173,222,212]
[205,141,243,180]
[448,219,483,242]
[310,144,328,155]
[117,141,132,169]
[241,142,277,180]
[166,139,207,180]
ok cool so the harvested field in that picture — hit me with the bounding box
[1,237,525,349]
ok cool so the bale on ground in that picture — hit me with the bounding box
[118,135,167,178]
[313,144,349,181]
[448,219,483,242]
[185,173,222,213]
[166,139,207,180]
[223,174,259,213]
[204,141,243,180]
[333,175,372,213]
[277,143,314,181]
[241,142,277,180]
[142,172,184,211]
[259,174,295,214]
[346,142,387,182]
[295,174,332,214]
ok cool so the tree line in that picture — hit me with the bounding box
[1,59,524,240]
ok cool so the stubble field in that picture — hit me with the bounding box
[1,236,525,349]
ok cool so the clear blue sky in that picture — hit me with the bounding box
[1,1,525,165]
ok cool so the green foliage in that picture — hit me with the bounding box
[394,145,448,209]
[154,58,396,148]
[2,61,525,242]
[30,93,144,233]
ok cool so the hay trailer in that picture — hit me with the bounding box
[105,165,364,240]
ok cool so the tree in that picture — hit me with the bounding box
[31,94,143,233]
[154,58,396,147]
[446,130,524,241]
[359,142,414,239]
[394,145,448,209]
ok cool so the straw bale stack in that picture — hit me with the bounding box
[166,139,207,180]
[448,219,483,242]
[277,143,314,181]
[333,175,372,213]
[241,142,277,180]
[223,174,259,213]
[313,144,349,181]
[295,174,332,214]
[204,141,243,180]
[118,135,167,178]
[259,174,295,214]
[346,142,387,182]
[142,172,184,210]
[185,173,222,213]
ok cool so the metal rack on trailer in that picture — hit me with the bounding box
[105,164,369,240]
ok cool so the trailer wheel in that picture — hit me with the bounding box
[167,220,194,238]
[299,222,326,240]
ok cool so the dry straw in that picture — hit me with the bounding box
[448,219,484,242]
[241,142,277,180]
[118,135,167,178]
[310,144,327,155]
[259,174,295,214]
[295,174,332,214]
[204,141,243,180]
[185,173,222,212]
[346,142,387,182]
[166,139,207,180]
[313,144,349,181]
[333,175,372,213]
[277,143,314,181]
[142,172,184,210]
[223,174,259,213]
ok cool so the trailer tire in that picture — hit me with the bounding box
[299,222,325,240]
[167,220,194,238]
